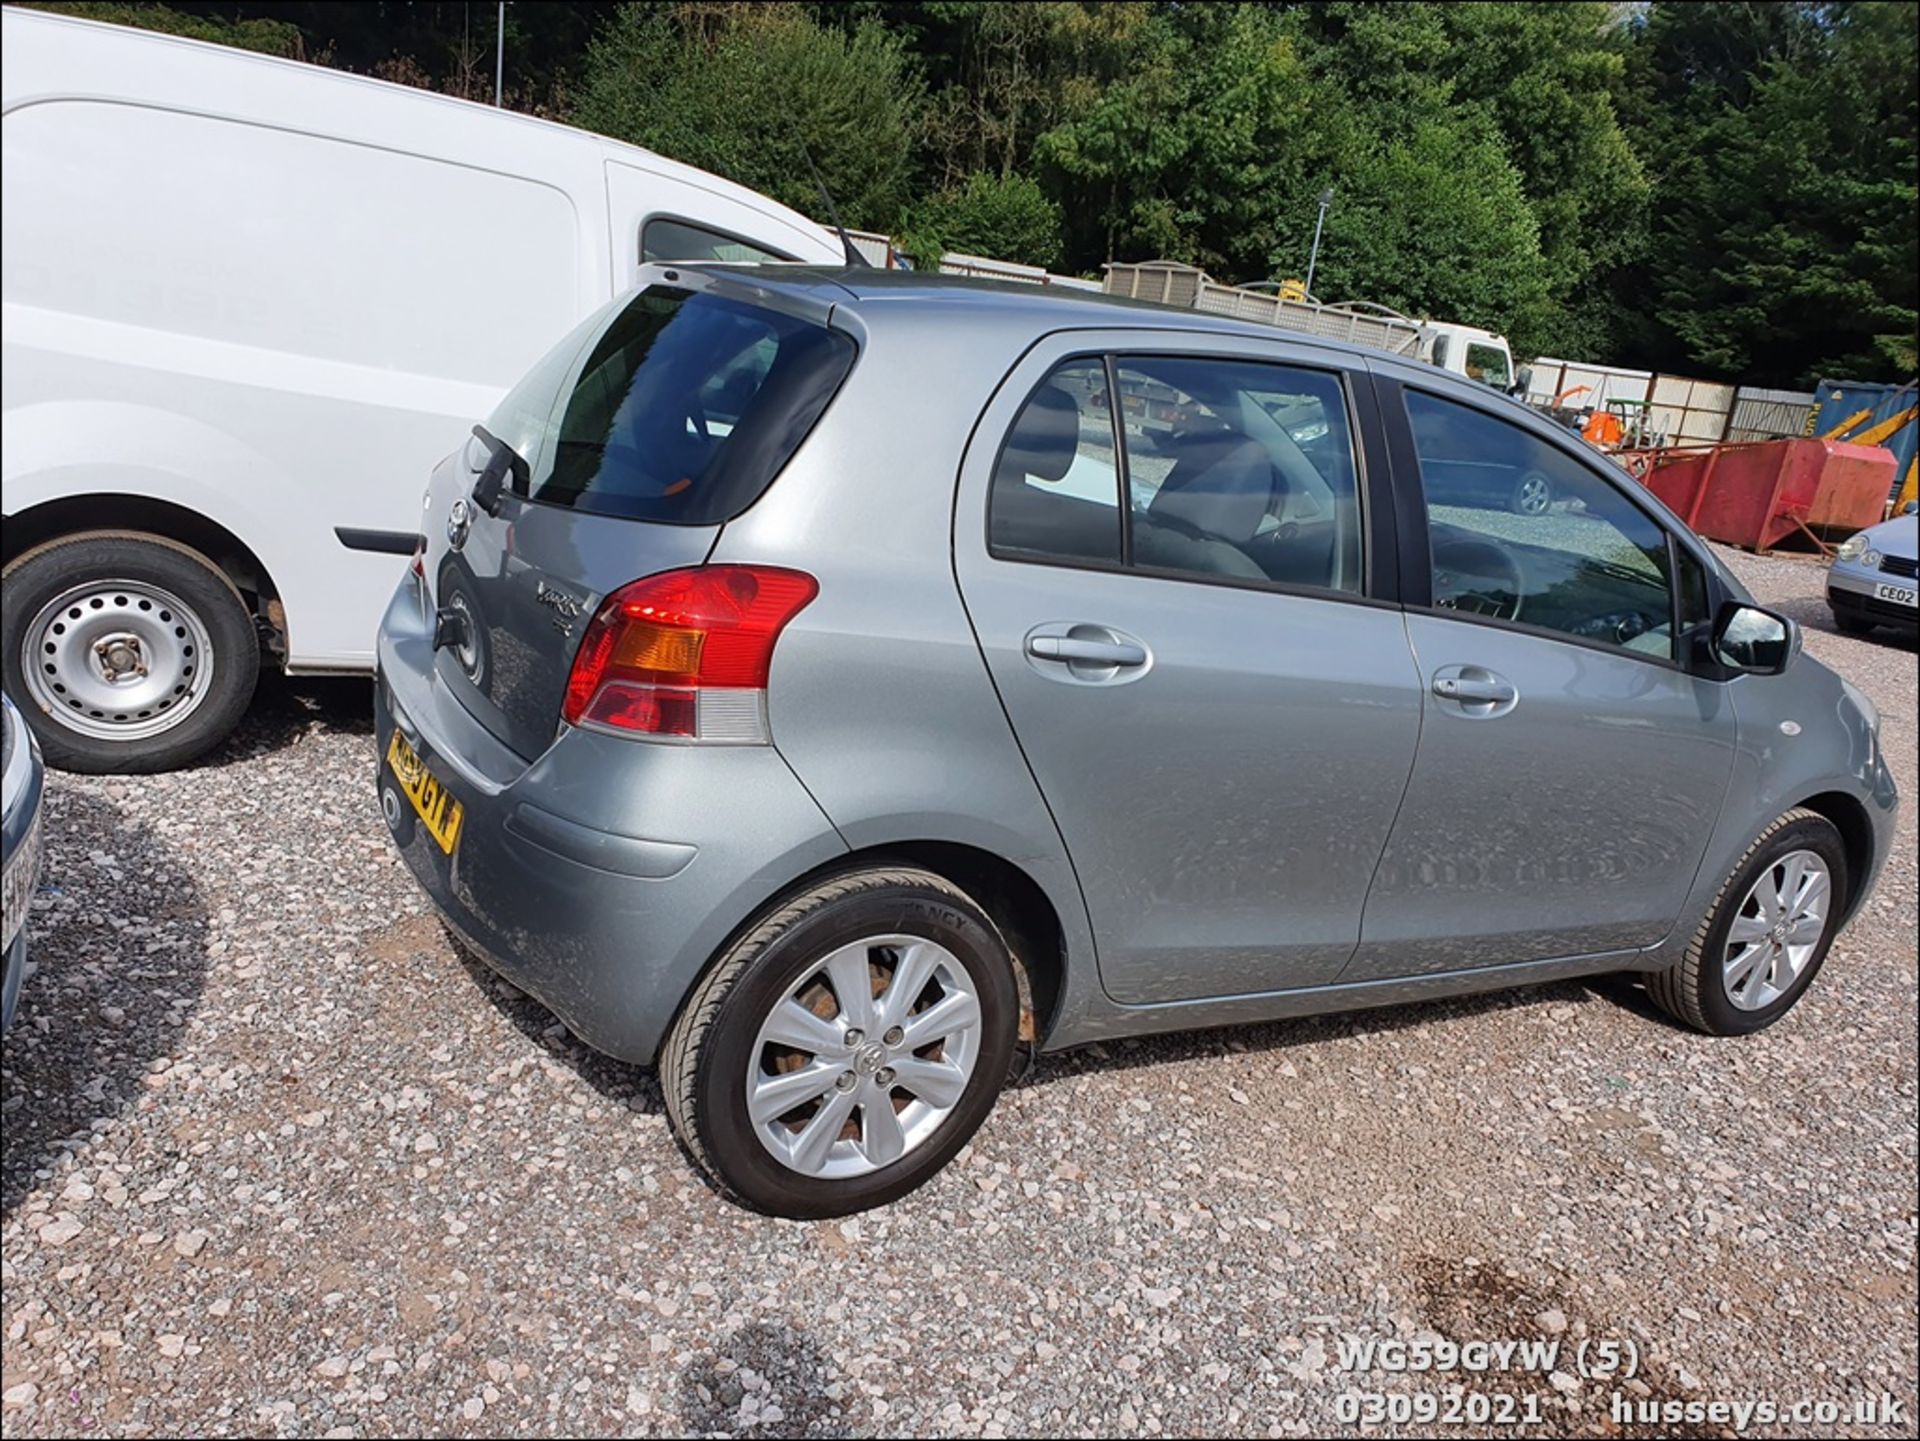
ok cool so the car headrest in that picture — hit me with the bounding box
[1148,434,1277,544]
[1000,385,1082,485]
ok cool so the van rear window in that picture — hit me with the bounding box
[485,287,856,525]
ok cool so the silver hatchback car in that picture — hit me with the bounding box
[377,267,1898,1217]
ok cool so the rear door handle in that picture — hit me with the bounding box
[1026,635,1148,667]
[1021,623,1153,685]
[1431,664,1518,714]
[1433,675,1515,704]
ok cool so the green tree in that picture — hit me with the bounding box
[1292,1,1648,356]
[1314,116,1556,350]
[898,170,1064,268]
[20,0,304,56]
[570,3,924,231]
[1623,0,1917,383]
[1038,4,1560,348]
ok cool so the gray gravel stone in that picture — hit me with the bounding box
[1,554,1914,1438]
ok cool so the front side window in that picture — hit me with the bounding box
[1406,390,1677,658]
[1464,343,1511,390]
[642,217,790,264]
[483,286,856,524]
[987,354,1364,595]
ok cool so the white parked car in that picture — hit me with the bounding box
[1,7,843,772]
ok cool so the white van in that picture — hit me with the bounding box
[1,8,843,772]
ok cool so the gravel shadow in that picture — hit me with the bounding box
[203,673,376,768]
[677,1320,847,1438]
[0,788,210,1216]
[439,924,667,1117]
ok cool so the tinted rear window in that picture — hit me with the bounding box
[485,287,856,525]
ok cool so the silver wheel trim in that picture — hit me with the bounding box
[745,933,982,1180]
[1517,472,1552,514]
[21,580,216,742]
[1724,849,1831,1011]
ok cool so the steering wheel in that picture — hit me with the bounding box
[1431,534,1526,624]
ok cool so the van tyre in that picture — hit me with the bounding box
[1646,808,1847,1036]
[2,531,260,774]
[662,865,1018,1218]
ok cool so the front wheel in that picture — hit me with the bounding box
[661,866,1018,1218]
[1509,470,1554,516]
[1,532,260,774]
[1646,808,1848,1035]
[1830,607,1876,637]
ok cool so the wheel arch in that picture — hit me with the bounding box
[692,839,1072,1053]
[1793,788,1876,924]
[3,494,286,660]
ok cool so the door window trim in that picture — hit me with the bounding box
[1384,375,1705,673]
[982,345,1386,607]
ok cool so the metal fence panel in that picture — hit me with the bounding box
[1725,387,1816,443]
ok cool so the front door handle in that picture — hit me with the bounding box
[1027,635,1148,667]
[1431,664,1519,715]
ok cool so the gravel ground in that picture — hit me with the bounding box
[2,547,1914,1439]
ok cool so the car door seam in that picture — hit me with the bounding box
[1341,606,1431,983]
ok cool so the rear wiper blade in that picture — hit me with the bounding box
[469,425,530,516]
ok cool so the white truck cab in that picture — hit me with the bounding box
[2,7,843,772]
[1422,322,1519,392]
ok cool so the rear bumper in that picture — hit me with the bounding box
[373,579,846,1065]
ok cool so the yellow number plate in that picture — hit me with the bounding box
[386,729,464,854]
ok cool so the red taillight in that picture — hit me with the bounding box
[562,566,818,741]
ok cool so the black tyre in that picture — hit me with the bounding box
[2,531,260,774]
[1830,607,1876,637]
[1509,469,1554,516]
[661,865,1019,1218]
[1646,808,1848,1036]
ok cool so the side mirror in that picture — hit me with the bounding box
[1509,364,1533,397]
[1711,601,1799,676]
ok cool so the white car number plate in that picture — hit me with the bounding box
[1873,581,1917,608]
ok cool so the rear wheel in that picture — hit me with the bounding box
[662,866,1018,1217]
[1646,808,1847,1035]
[2,532,259,774]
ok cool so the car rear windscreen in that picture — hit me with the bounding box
[485,286,856,525]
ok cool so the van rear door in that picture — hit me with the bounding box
[423,273,856,760]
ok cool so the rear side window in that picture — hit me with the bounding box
[987,354,1364,596]
[987,360,1124,564]
[485,287,856,525]
[642,217,792,264]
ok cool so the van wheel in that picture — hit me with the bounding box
[662,866,1018,1218]
[2,532,260,774]
[1645,808,1847,1036]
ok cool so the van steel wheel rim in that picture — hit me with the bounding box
[1723,849,1831,1011]
[1516,473,1552,514]
[746,934,982,1180]
[21,581,216,741]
